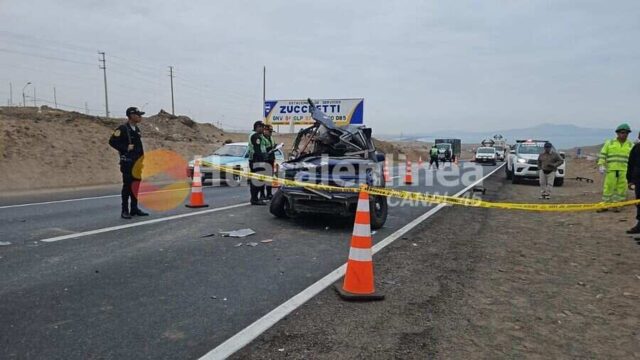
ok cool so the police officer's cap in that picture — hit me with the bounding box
[544,142,553,148]
[126,107,145,117]
[253,121,264,130]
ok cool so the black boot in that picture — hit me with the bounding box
[121,210,132,219]
[626,223,640,234]
[131,208,149,216]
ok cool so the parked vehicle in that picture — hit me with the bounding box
[270,99,388,229]
[505,139,565,186]
[434,138,461,163]
[474,146,497,165]
[187,142,285,186]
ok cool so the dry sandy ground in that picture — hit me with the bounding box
[234,157,639,359]
[0,106,416,194]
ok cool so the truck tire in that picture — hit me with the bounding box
[370,195,388,230]
[506,165,513,180]
[269,191,288,218]
[554,178,564,187]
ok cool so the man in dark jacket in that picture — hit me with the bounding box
[626,134,640,233]
[247,121,268,205]
[537,142,564,200]
[109,107,149,219]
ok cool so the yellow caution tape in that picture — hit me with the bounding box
[200,162,640,212]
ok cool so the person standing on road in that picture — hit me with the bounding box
[597,123,633,213]
[260,124,277,201]
[537,142,564,200]
[429,145,439,170]
[108,107,149,219]
[248,121,268,205]
[626,131,640,233]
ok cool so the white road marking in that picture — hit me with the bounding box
[200,163,505,360]
[0,184,229,210]
[39,203,250,243]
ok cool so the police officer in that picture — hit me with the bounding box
[261,124,277,200]
[248,121,268,205]
[109,107,149,219]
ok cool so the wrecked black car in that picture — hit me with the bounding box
[269,99,388,229]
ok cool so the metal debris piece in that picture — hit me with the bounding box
[220,228,256,238]
[246,242,259,247]
[234,243,243,247]
[260,239,273,243]
[0,241,11,246]
[200,233,216,238]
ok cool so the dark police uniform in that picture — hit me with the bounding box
[248,130,268,204]
[109,122,144,215]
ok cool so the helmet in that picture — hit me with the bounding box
[544,142,553,148]
[616,123,631,133]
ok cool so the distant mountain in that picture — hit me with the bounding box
[378,123,614,149]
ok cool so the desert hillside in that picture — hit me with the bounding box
[0,106,420,192]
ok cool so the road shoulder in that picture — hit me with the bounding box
[233,163,640,359]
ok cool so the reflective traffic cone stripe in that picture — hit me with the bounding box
[335,190,384,301]
[384,158,391,184]
[404,159,413,185]
[186,157,209,208]
[272,163,281,188]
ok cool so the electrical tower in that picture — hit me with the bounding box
[169,66,175,115]
[98,51,110,118]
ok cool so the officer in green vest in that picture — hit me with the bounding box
[597,123,633,212]
[260,124,277,200]
[248,121,268,205]
[429,145,439,170]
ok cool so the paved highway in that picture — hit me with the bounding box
[0,163,501,359]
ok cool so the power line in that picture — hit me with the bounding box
[0,48,95,67]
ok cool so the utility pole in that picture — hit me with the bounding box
[33,87,36,107]
[168,66,175,115]
[9,82,12,106]
[53,87,58,108]
[98,51,110,118]
[85,102,89,115]
[22,82,31,107]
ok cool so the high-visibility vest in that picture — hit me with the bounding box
[598,138,633,171]
[430,147,438,157]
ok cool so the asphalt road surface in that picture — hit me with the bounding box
[0,162,501,359]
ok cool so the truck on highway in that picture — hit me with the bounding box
[506,139,566,186]
[270,99,388,229]
[434,138,461,163]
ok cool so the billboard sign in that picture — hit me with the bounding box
[264,98,364,126]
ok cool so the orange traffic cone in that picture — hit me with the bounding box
[186,157,209,208]
[335,189,384,301]
[383,157,391,184]
[272,163,281,188]
[404,158,413,185]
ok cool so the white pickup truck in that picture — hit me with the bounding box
[505,140,565,186]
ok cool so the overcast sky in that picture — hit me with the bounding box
[1,0,639,134]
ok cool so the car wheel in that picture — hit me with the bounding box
[370,195,388,230]
[554,178,564,187]
[269,190,288,218]
[506,165,513,180]
[222,167,244,187]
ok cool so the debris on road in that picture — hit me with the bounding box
[246,242,259,247]
[0,241,11,246]
[260,239,274,243]
[234,243,243,247]
[220,228,255,238]
[200,233,216,238]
